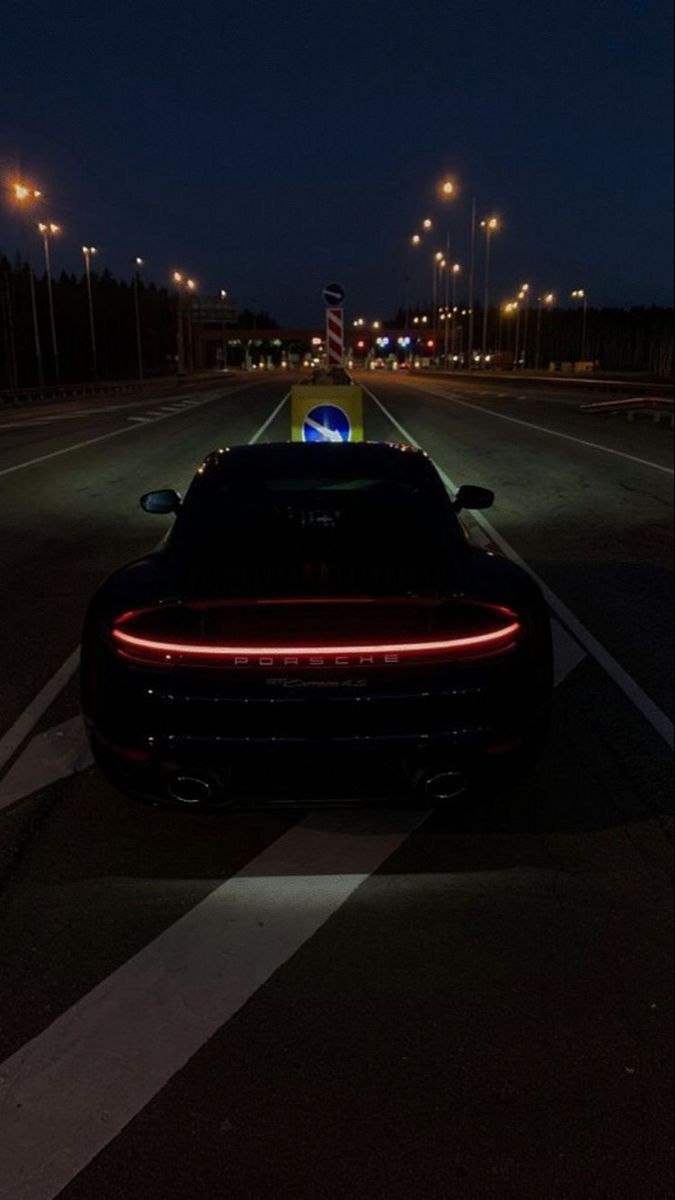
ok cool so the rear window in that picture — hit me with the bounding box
[171,474,459,596]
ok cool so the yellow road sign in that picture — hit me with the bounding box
[290,384,364,443]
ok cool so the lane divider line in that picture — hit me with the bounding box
[0,717,92,813]
[363,382,674,750]
[0,809,426,1200]
[0,649,81,776]
[0,391,291,787]
[397,377,674,475]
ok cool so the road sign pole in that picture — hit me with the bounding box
[325,306,344,366]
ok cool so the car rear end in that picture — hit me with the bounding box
[85,588,550,807]
[83,443,552,806]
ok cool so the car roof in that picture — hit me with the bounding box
[195,441,438,485]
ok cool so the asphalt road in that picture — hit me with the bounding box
[0,369,672,1200]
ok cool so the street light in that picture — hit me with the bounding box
[480,216,499,364]
[81,246,98,381]
[517,283,530,368]
[38,222,61,384]
[450,264,461,363]
[173,275,197,372]
[132,257,144,380]
[219,288,229,369]
[535,292,555,370]
[422,218,432,230]
[11,182,45,385]
[571,289,588,361]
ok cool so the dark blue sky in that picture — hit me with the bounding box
[1,0,673,323]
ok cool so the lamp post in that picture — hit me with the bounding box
[451,263,461,363]
[38,222,61,384]
[12,183,44,385]
[535,292,555,370]
[132,256,144,380]
[517,283,530,368]
[437,177,457,364]
[172,273,197,375]
[467,198,477,368]
[480,216,499,365]
[503,302,517,365]
[571,289,588,361]
[220,288,228,369]
[81,246,98,380]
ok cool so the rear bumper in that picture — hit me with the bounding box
[83,641,552,805]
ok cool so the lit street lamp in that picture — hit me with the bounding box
[38,222,61,384]
[132,257,144,380]
[535,292,555,369]
[81,246,98,381]
[571,288,588,361]
[517,283,530,368]
[12,183,44,385]
[480,216,499,364]
[219,288,229,369]
[173,272,197,375]
[451,263,461,363]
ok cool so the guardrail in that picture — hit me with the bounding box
[417,368,674,397]
[0,377,162,407]
[0,372,230,408]
[579,395,674,424]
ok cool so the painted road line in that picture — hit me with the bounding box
[0,808,425,1200]
[405,379,674,475]
[364,382,674,750]
[0,649,81,775]
[249,390,290,442]
[0,392,292,788]
[0,380,264,481]
[127,415,151,424]
[0,717,92,812]
[551,621,586,687]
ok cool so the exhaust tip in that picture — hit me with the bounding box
[168,774,212,805]
[421,770,468,801]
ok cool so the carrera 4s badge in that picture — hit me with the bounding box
[266,677,368,689]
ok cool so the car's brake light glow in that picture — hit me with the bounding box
[111,622,521,663]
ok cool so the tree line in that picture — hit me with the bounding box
[0,255,280,390]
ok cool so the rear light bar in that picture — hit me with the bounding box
[110,619,521,667]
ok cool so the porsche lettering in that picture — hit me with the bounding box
[233,653,400,666]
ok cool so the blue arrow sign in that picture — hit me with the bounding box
[322,282,345,306]
[302,403,351,443]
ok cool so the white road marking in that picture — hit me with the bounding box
[249,390,290,442]
[404,379,674,475]
[0,717,92,812]
[127,415,151,424]
[551,621,587,687]
[0,392,291,790]
[0,649,81,775]
[364,383,674,750]
[0,808,425,1200]
[0,381,263,481]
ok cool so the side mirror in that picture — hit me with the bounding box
[453,485,494,513]
[140,489,182,514]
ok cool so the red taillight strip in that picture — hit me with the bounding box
[111,622,521,658]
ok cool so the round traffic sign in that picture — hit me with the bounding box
[322,282,345,306]
[302,403,351,443]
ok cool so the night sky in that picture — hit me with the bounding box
[1,0,673,324]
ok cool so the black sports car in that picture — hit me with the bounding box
[81,442,552,807]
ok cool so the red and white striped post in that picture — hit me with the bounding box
[325,307,344,366]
